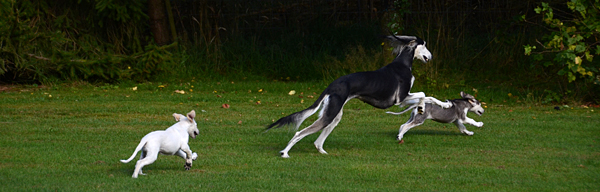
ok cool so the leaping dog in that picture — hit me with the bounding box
[266,35,452,158]
[120,110,199,178]
[387,92,485,143]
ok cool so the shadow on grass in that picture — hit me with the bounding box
[377,129,463,139]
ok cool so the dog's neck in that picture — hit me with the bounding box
[381,46,416,74]
[170,121,192,138]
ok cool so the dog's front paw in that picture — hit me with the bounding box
[462,130,474,135]
[184,163,192,170]
[475,122,484,127]
[192,152,198,161]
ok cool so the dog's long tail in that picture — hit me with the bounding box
[120,139,147,163]
[266,94,330,131]
[385,104,417,115]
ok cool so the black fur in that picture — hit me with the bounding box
[266,35,432,157]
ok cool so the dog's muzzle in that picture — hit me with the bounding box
[475,110,484,116]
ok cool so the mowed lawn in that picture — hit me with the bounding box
[1,81,598,191]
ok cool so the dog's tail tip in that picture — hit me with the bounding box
[120,159,130,163]
[264,123,286,131]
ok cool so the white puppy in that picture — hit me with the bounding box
[120,110,200,178]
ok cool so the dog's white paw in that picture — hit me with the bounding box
[192,152,198,161]
[463,130,474,135]
[280,151,290,158]
[475,122,484,127]
[317,148,328,155]
[442,102,453,108]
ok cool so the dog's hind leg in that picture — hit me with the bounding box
[279,94,344,158]
[397,111,424,142]
[133,149,158,178]
[314,109,343,154]
[138,150,147,176]
[279,120,327,158]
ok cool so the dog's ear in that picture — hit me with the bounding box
[460,91,475,99]
[173,113,181,121]
[187,110,196,123]
[468,99,478,105]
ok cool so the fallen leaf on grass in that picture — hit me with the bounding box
[222,104,230,109]
[175,90,185,94]
[288,90,296,95]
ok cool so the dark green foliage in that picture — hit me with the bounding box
[0,0,598,103]
[523,0,600,103]
[0,0,172,84]
[525,1,600,84]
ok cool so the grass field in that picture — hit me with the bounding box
[1,81,598,191]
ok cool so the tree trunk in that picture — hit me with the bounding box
[148,0,171,45]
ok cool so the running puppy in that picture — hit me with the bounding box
[266,35,451,158]
[120,110,199,178]
[387,92,484,143]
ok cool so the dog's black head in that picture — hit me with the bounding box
[384,35,432,63]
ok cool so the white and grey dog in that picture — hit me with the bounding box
[387,92,484,143]
[120,110,199,178]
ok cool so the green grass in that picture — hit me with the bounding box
[1,81,598,191]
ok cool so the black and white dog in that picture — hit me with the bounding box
[387,92,484,143]
[266,35,451,158]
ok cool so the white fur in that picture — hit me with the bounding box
[279,96,355,158]
[397,92,453,112]
[414,44,432,63]
[120,110,199,178]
